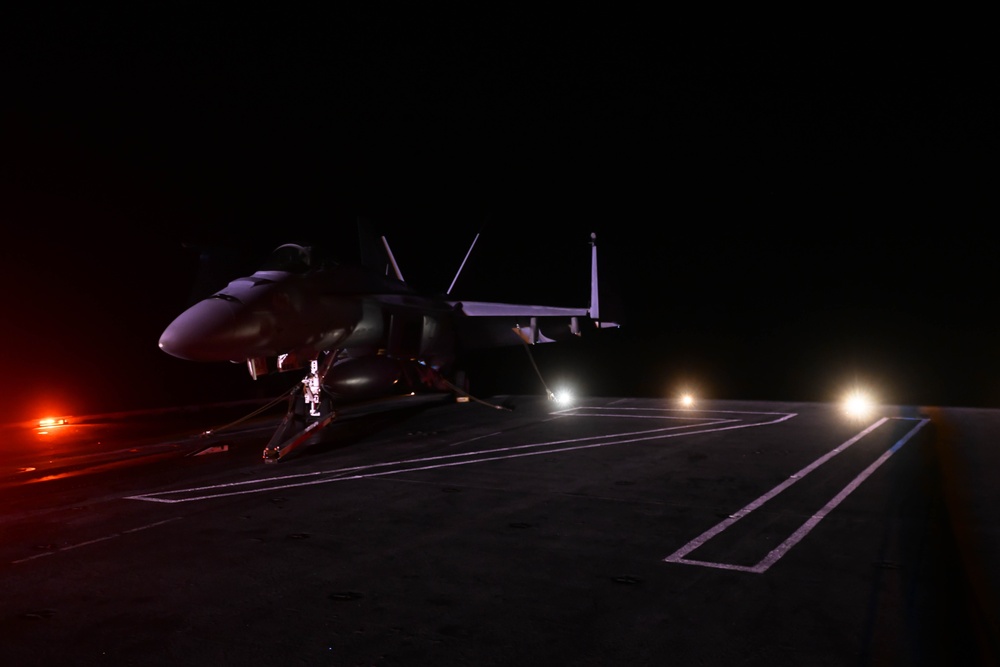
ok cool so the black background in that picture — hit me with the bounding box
[2,10,995,422]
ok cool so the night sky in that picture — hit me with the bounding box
[2,11,995,423]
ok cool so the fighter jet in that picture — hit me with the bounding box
[158,225,618,462]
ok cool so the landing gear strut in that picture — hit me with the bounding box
[262,356,337,463]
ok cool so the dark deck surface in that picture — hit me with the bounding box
[1,395,997,666]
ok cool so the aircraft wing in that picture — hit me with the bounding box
[450,301,590,318]
[445,232,619,347]
[449,300,615,347]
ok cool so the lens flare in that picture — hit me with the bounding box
[843,390,875,419]
[550,388,574,405]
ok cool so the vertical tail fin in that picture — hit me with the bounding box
[589,233,619,329]
[357,218,383,270]
[589,232,600,322]
[380,236,405,282]
[447,232,481,295]
[357,218,405,282]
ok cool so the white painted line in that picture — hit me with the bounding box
[126,407,796,503]
[664,417,930,573]
[552,406,794,419]
[11,518,182,564]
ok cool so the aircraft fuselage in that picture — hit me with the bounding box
[159,262,458,373]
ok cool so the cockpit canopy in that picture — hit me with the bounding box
[259,244,335,274]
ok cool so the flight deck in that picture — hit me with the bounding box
[0,395,997,665]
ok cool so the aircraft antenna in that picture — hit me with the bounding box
[447,232,480,295]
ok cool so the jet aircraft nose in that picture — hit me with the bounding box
[158,297,262,362]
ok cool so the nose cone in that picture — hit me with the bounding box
[159,298,252,362]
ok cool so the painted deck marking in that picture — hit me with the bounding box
[126,407,795,503]
[663,417,930,573]
[11,518,182,564]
